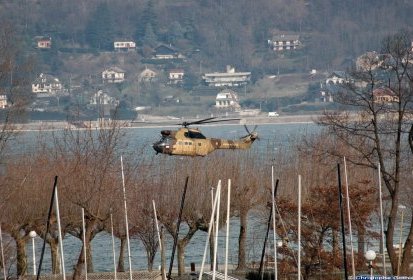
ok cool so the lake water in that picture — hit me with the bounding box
[11,122,319,274]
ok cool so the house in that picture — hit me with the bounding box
[102,67,126,83]
[89,90,119,106]
[326,71,352,85]
[34,36,52,49]
[0,95,8,109]
[32,73,63,95]
[356,51,392,71]
[139,68,158,82]
[215,89,241,110]
[168,69,184,84]
[373,87,399,103]
[114,41,136,52]
[202,65,251,87]
[268,35,301,51]
[153,44,181,59]
[319,89,334,102]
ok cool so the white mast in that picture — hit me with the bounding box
[378,163,386,276]
[297,175,301,280]
[0,225,7,280]
[271,167,278,280]
[110,211,118,280]
[81,208,88,280]
[224,179,231,280]
[213,182,221,280]
[121,156,133,280]
[343,157,356,279]
[153,200,166,280]
[199,180,221,280]
[55,185,66,280]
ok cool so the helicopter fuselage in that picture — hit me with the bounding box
[152,127,257,157]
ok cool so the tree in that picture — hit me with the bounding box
[135,0,158,42]
[84,3,114,50]
[317,32,413,275]
[142,24,157,48]
[0,21,33,162]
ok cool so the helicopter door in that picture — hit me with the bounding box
[178,140,196,156]
[195,140,208,156]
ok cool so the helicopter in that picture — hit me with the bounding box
[152,117,258,157]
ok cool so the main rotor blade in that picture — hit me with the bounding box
[187,117,217,125]
[198,118,240,124]
[176,117,217,127]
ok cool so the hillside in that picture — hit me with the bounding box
[1,0,413,120]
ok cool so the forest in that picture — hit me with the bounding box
[1,0,413,73]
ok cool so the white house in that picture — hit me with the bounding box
[32,73,63,95]
[168,69,184,84]
[34,36,52,49]
[102,67,126,83]
[373,87,399,103]
[326,71,351,85]
[114,41,136,52]
[0,95,8,109]
[215,89,240,110]
[90,90,119,106]
[203,65,251,87]
[268,35,301,51]
[139,68,157,82]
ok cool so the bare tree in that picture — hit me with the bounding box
[43,120,128,279]
[318,32,413,275]
[0,21,33,161]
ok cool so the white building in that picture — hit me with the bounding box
[203,65,251,87]
[114,41,136,52]
[168,69,184,84]
[268,35,301,51]
[0,95,8,109]
[90,90,119,106]
[139,68,157,82]
[32,73,63,95]
[102,67,126,84]
[215,89,240,110]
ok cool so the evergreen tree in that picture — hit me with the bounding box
[166,21,184,44]
[142,23,157,47]
[85,3,114,50]
[135,0,157,42]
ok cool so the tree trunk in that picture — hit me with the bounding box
[15,237,27,276]
[117,237,126,272]
[386,193,399,275]
[356,226,365,270]
[160,228,166,280]
[73,220,96,280]
[332,229,339,263]
[50,241,61,274]
[177,238,189,275]
[86,241,94,272]
[399,213,413,275]
[209,235,215,270]
[237,210,248,271]
[409,124,413,155]
[146,247,155,272]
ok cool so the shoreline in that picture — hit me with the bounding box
[12,114,320,131]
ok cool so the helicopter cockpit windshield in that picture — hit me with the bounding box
[158,136,172,145]
[152,136,173,154]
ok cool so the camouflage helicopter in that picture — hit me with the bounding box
[152,117,258,157]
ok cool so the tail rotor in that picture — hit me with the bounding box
[241,125,259,140]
